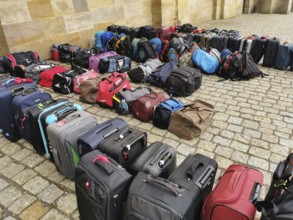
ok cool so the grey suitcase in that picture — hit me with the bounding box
[47,110,97,180]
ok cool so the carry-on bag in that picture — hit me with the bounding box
[73,69,99,94]
[169,153,218,220]
[88,51,117,72]
[50,43,80,63]
[168,99,215,140]
[75,150,132,220]
[274,43,293,70]
[79,77,101,104]
[202,164,263,220]
[99,54,131,73]
[130,141,176,178]
[11,87,52,142]
[77,118,129,157]
[99,127,147,168]
[47,111,97,180]
[263,38,280,67]
[39,65,69,88]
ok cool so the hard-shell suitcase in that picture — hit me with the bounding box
[274,43,293,70]
[77,118,129,157]
[228,37,241,52]
[130,141,176,178]
[75,150,132,220]
[125,172,199,220]
[47,111,97,180]
[88,51,117,72]
[11,88,52,142]
[0,78,36,142]
[168,153,218,220]
[250,38,267,64]
[263,38,280,67]
[202,164,263,220]
[99,127,147,168]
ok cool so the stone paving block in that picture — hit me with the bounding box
[12,169,37,186]
[250,138,269,149]
[40,209,70,220]
[46,171,65,184]
[220,130,235,139]
[213,121,228,130]
[242,119,259,130]
[34,160,57,177]
[59,179,75,191]
[38,184,64,204]
[215,145,233,158]
[241,113,254,120]
[213,112,229,121]
[19,201,49,220]
[165,132,180,141]
[197,140,216,152]
[150,127,168,136]
[3,217,16,220]
[0,186,22,207]
[71,210,80,220]
[0,178,9,190]
[261,133,279,144]
[176,153,187,166]
[57,193,77,215]
[215,156,233,169]
[275,131,290,139]
[0,155,13,170]
[23,176,50,195]
[249,147,271,160]
[8,193,36,215]
[269,152,287,164]
[227,124,244,133]
[1,162,25,179]
[243,128,261,139]
[21,154,45,168]
[147,133,164,144]
[269,144,289,156]
[0,143,21,156]
[11,148,33,161]
[231,151,249,164]
[213,136,231,147]
[176,143,196,156]
[280,138,293,148]
[161,138,180,148]
[195,149,215,159]
[259,127,274,135]
[199,132,214,141]
[248,156,269,170]
[227,116,243,125]
[22,142,35,151]
[0,137,12,149]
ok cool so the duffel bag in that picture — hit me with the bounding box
[72,48,96,69]
[192,49,219,74]
[39,65,69,87]
[73,69,99,94]
[79,78,100,104]
[99,54,131,73]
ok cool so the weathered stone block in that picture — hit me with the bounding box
[51,0,75,15]
[0,1,31,25]
[42,17,67,39]
[73,0,89,12]
[87,0,115,9]
[27,0,55,20]
[19,201,49,220]
[64,12,93,34]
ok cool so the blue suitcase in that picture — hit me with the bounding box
[0,78,36,141]
[11,87,52,142]
[77,118,129,157]
[274,43,293,70]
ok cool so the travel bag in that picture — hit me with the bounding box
[88,51,117,72]
[99,127,147,168]
[202,164,263,220]
[39,65,69,88]
[169,153,218,220]
[137,38,157,63]
[250,37,267,64]
[75,150,132,220]
[71,48,96,69]
[228,37,241,52]
[131,91,170,122]
[73,69,99,94]
[22,61,55,82]
[99,54,131,73]
[46,111,97,180]
[263,38,280,67]
[192,49,219,74]
[274,43,293,70]
[130,141,176,178]
[77,118,129,157]
[165,66,202,97]
[50,43,80,63]
[79,78,101,104]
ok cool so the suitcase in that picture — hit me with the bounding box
[0,78,36,142]
[75,150,132,220]
[11,87,52,142]
[125,172,199,220]
[228,37,241,52]
[250,38,267,64]
[99,127,147,168]
[274,43,293,70]
[46,111,97,180]
[263,38,280,67]
[202,164,263,220]
[209,36,221,51]
[88,51,117,72]
[77,118,129,157]
[130,141,176,178]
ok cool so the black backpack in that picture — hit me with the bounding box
[137,38,157,63]
[116,36,132,57]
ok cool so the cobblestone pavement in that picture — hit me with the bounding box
[1,13,293,220]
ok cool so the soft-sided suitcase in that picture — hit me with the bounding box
[250,38,267,64]
[46,111,97,180]
[263,38,280,67]
[77,118,129,157]
[130,141,176,178]
[99,127,147,168]
[274,43,293,70]
[168,153,218,220]
[0,78,36,142]
[88,51,117,72]
[75,150,132,220]
[11,88,52,142]
[201,164,263,220]
[125,172,199,220]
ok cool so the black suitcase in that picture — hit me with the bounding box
[168,153,218,220]
[125,172,198,220]
[75,150,132,220]
[228,37,241,52]
[220,36,229,51]
[263,38,280,67]
[99,127,147,168]
[130,141,176,178]
[77,118,129,157]
[250,38,267,64]
[209,36,221,51]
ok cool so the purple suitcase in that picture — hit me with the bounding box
[88,51,117,72]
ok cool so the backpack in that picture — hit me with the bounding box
[101,32,115,52]
[179,52,194,67]
[131,38,141,61]
[150,38,162,57]
[137,38,157,63]
[115,36,132,57]
[192,49,219,74]
[178,23,196,33]
[95,31,105,49]
[72,48,96,69]
[160,40,170,62]
[137,25,156,40]
[170,37,190,56]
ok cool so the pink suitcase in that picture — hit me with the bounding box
[73,69,99,93]
[88,51,117,72]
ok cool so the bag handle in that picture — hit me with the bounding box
[93,155,114,175]
[186,161,204,180]
[10,86,26,96]
[22,87,38,96]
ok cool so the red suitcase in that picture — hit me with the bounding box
[201,164,263,220]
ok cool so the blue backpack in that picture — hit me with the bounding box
[95,31,105,49]
[150,38,162,57]
[192,49,219,74]
[153,97,185,129]
[100,32,115,52]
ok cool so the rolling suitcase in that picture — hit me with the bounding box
[250,38,267,64]
[228,37,241,52]
[274,43,293,70]
[77,118,129,157]
[201,164,263,220]
[75,150,132,220]
[168,153,218,220]
[11,87,52,142]
[263,38,280,67]
[99,127,147,168]
[88,51,117,72]
[47,111,97,180]
[130,141,176,178]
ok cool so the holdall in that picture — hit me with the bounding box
[75,150,132,220]
[263,37,280,67]
[71,48,96,69]
[47,111,97,180]
[274,43,293,70]
[131,91,170,122]
[112,86,152,115]
[249,37,267,64]
[79,78,100,104]
[168,99,215,140]
[99,54,131,73]
[169,153,218,220]
[97,72,131,109]
[39,65,69,88]
[179,51,194,67]
[192,49,219,74]
[152,97,185,129]
[165,66,202,97]
[50,43,80,63]
[11,88,52,143]
[77,118,129,157]
[73,69,99,94]
[130,141,176,178]
[202,164,263,220]
[99,127,147,168]
[125,172,198,220]
[88,51,117,72]
[0,78,37,142]
[22,61,55,82]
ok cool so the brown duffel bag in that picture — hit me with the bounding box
[79,78,99,104]
[168,99,215,140]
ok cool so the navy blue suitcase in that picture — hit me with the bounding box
[263,38,280,67]
[77,118,129,157]
[274,43,293,70]
[11,88,52,142]
[0,79,36,142]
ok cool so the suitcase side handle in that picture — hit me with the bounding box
[250,182,262,204]
[93,155,114,175]
[186,161,204,180]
